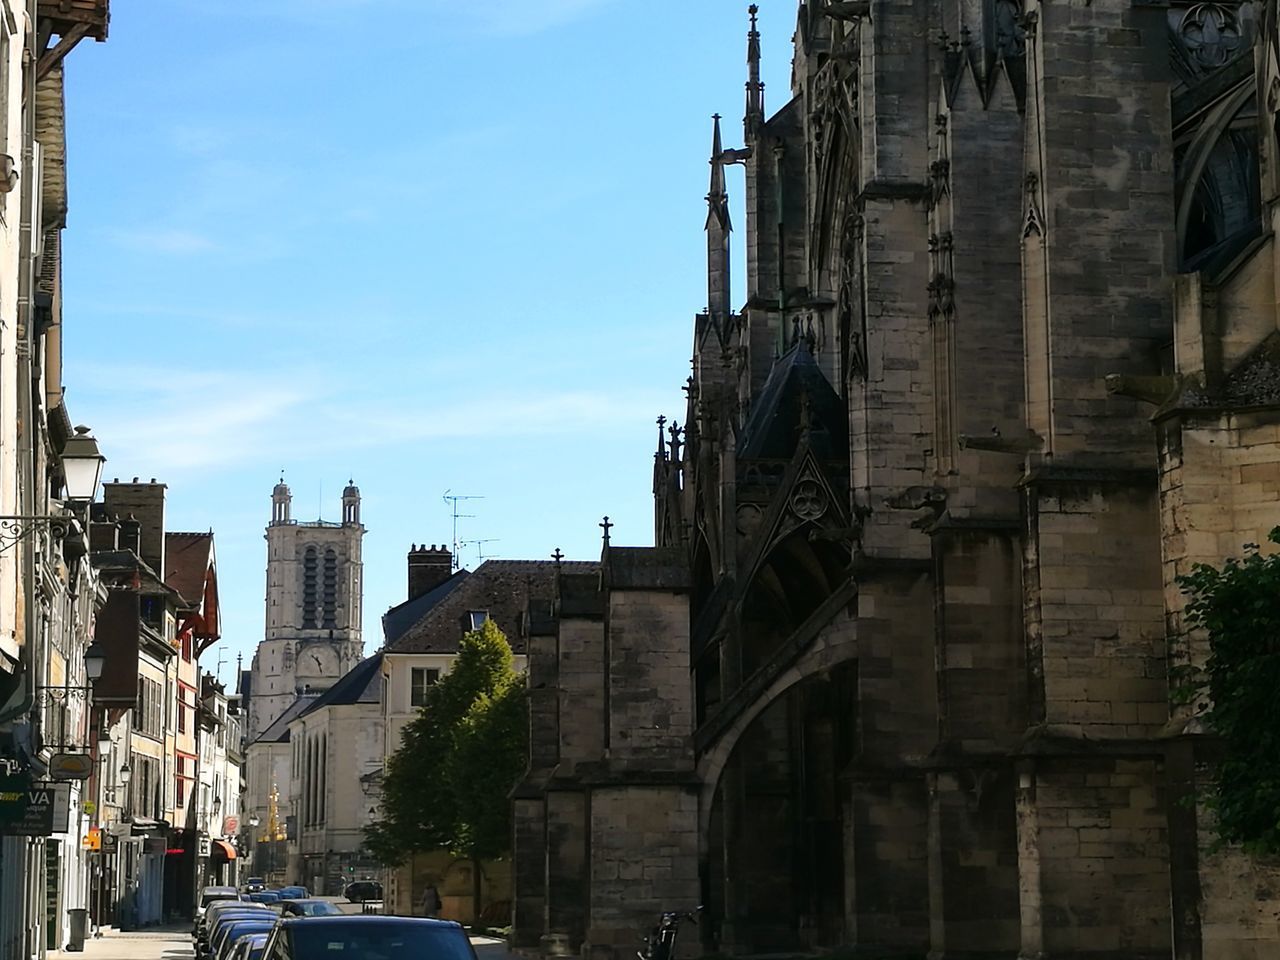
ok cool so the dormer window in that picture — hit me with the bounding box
[467,610,488,631]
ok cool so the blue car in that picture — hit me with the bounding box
[246,890,281,904]
[261,916,477,960]
[276,885,309,899]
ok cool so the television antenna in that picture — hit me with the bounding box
[461,538,500,565]
[442,490,483,570]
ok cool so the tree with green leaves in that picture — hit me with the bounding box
[365,619,528,921]
[1179,528,1280,855]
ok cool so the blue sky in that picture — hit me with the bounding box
[60,0,796,680]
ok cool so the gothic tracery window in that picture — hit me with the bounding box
[302,547,318,629]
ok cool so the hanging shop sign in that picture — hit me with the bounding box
[49,753,93,781]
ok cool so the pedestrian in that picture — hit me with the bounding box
[421,882,442,918]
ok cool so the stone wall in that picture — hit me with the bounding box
[1027,758,1171,957]
[585,787,700,959]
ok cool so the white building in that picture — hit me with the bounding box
[196,676,242,888]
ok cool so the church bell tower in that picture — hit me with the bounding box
[246,479,365,741]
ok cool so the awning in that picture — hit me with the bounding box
[210,839,236,862]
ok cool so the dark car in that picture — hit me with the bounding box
[279,899,343,918]
[194,888,245,937]
[276,886,309,899]
[247,891,281,904]
[198,903,270,944]
[244,876,267,894]
[261,916,477,960]
[200,906,273,956]
[211,918,277,960]
[342,879,383,903]
[229,933,269,960]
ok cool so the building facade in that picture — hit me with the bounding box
[513,3,1280,959]
[0,6,112,958]
[246,481,364,742]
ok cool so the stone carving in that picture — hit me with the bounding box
[994,0,1027,59]
[790,477,829,522]
[1179,3,1245,68]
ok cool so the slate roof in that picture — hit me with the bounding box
[389,560,598,655]
[382,570,469,646]
[253,694,319,744]
[299,655,383,717]
[165,532,213,609]
[739,340,848,460]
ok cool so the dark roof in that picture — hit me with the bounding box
[382,571,469,646]
[739,340,848,460]
[603,547,689,591]
[389,560,599,655]
[165,532,214,607]
[300,655,383,717]
[253,695,318,744]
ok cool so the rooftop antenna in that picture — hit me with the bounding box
[461,538,500,565]
[442,490,483,570]
[214,646,227,686]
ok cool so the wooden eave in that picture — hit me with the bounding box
[37,1,109,82]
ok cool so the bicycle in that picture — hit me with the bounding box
[638,906,703,960]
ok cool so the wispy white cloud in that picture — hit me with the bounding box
[75,367,318,474]
[106,227,218,256]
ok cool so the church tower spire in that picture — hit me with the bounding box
[706,113,732,321]
[745,4,764,139]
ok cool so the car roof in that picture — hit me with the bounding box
[203,886,239,894]
[280,916,462,929]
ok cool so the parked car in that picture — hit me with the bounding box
[194,887,243,935]
[197,902,269,946]
[261,916,477,960]
[276,885,309,899]
[199,905,273,956]
[279,899,343,918]
[342,879,383,903]
[247,891,281,904]
[243,876,267,894]
[210,917,277,960]
[229,933,269,960]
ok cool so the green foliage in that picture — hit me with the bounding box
[1179,528,1280,855]
[364,619,528,867]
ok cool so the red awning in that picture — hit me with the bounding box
[210,839,237,861]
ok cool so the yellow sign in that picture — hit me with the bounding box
[82,828,101,852]
[82,801,96,816]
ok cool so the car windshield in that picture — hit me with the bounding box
[290,925,474,960]
[293,901,342,916]
[202,893,240,908]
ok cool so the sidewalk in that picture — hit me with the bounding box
[48,924,193,960]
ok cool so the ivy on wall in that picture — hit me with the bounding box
[1179,529,1280,855]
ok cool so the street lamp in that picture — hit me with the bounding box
[118,762,131,784]
[83,641,106,683]
[61,426,106,503]
[34,642,109,707]
[0,426,105,553]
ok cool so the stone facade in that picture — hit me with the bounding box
[512,2,1280,958]
[247,481,365,742]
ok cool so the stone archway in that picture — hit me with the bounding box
[696,610,859,844]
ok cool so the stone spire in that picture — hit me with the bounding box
[706,114,732,320]
[745,4,764,138]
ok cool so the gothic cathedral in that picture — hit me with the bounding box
[245,480,365,741]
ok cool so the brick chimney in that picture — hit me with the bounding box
[103,479,166,575]
[408,544,452,601]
